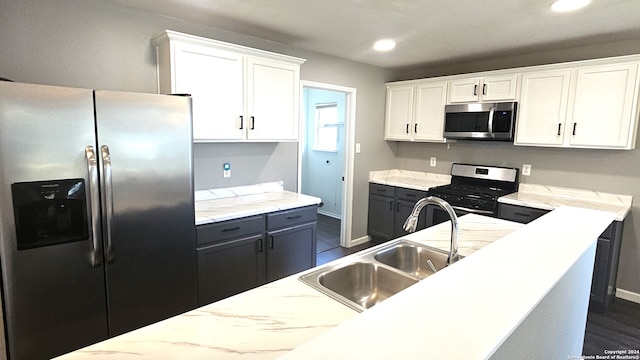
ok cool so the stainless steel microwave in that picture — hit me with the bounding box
[444,102,517,141]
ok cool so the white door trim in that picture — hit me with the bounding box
[299,81,357,247]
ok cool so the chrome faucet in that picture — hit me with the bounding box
[403,196,460,265]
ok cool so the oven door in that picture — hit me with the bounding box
[425,204,496,227]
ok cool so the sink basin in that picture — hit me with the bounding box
[299,239,461,312]
[374,242,449,279]
[317,262,418,311]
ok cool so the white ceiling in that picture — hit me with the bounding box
[102,0,640,71]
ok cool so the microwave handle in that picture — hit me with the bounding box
[488,106,495,138]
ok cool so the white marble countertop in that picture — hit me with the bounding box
[369,169,451,191]
[499,183,632,221]
[55,214,523,359]
[195,182,322,225]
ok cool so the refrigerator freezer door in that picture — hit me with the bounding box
[0,82,109,359]
[94,91,197,336]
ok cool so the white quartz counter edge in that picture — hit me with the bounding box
[498,183,632,221]
[195,190,321,225]
[278,207,615,360]
[54,215,522,359]
[369,169,450,191]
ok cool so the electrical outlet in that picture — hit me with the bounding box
[430,157,436,167]
[522,164,531,176]
[223,162,231,178]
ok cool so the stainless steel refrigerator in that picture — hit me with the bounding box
[0,82,197,359]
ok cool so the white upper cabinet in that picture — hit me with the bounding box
[384,80,448,142]
[153,30,305,142]
[246,57,300,141]
[568,63,638,149]
[449,75,518,103]
[516,62,639,150]
[515,70,572,146]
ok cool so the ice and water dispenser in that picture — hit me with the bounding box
[11,179,89,250]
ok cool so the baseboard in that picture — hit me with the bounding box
[616,288,640,304]
[317,210,341,219]
[346,235,370,248]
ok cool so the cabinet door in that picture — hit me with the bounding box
[413,81,448,142]
[266,223,316,282]
[449,78,481,103]
[590,238,611,306]
[384,85,414,140]
[568,63,638,149]
[246,57,299,141]
[481,75,518,101]
[197,235,265,306]
[515,70,572,146]
[173,42,245,141]
[367,194,395,241]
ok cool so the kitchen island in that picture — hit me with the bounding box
[55,207,613,359]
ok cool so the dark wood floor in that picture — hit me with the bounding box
[314,214,640,353]
[315,214,374,266]
[583,298,640,355]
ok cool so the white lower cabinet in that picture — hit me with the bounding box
[384,81,447,142]
[153,30,305,142]
[516,62,639,149]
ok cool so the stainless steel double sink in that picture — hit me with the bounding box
[300,239,460,312]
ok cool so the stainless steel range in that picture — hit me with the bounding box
[426,163,519,226]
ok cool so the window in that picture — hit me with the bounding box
[313,103,339,152]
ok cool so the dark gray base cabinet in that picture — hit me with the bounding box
[196,206,317,306]
[498,203,623,312]
[367,183,427,243]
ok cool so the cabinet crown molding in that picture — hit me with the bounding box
[152,30,306,65]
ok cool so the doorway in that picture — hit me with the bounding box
[299,81,356,250]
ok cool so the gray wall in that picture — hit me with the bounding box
[0,0,397,241]
[393,41,640,296]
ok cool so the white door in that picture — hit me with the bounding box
[384,85,414,140]
[481,75,518,101]
[515,70,572,146]
[173,42,244,141]
[568,63,638,148]
[413,81,447,142]
[246,57,299,140]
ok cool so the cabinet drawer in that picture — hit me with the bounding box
[197,215,264,246]
[396,187,427,201]
[498,204,550,224]
[369,183,396,197]
[267,206,317,231]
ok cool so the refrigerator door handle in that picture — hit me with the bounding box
[85,146,103,267]
[101,145,116,264]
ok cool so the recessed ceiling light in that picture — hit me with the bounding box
[551,0,591,12]
[373,39,396,52]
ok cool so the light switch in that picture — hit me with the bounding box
[355,143,361,153]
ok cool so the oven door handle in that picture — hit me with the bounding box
[451,206,494,215]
